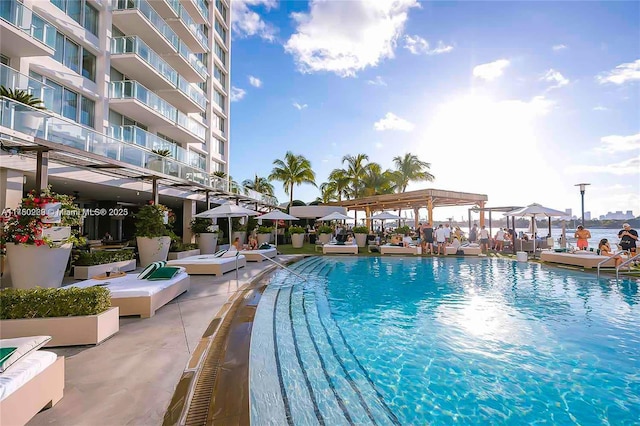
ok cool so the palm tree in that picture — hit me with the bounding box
[269,151,316,208]
[0,87,46,109]
[319,181,338,203]
[361,163,397,197]
[341,154,370,199]
[392,153,435,221]
[327,168,351,201]
[242,174,274,196]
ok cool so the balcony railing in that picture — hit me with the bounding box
[113,0,208,79]
[110,80,206,140]
[195,0,209,20]
[0,98,278,206]
[111,36,178,85]
[0,64,54,101]
[162,0,208,49]
[0,0,56,48]
[110,124,190,166]
[177,75,206,109]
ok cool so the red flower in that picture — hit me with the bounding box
[34,239,45,246]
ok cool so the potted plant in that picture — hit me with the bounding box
[0,86,46,134]
[396,225,411,236]
[168,241,200,260]
[1,187,83,289]
[134,202,175,267]
[352,226,369,248]
[317,225,333,245]
[190,217,218,254]
[146,149,171,173]
[73,249,137,279]
[288,226,305,248]
[257,226,273,246]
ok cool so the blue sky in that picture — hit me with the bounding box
[229,0,639,221]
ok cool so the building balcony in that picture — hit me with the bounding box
[0,98,277,205]
[109,80,206,143]
[152,0,208,53]
[180,0,208,25]
[164,40,208,83]
[110,125,192,167]
[0,0,56,57]
[112,0,179,55]
[0,64,53,102]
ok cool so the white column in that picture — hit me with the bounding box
[0,169,24,212]
[183,199,196,244]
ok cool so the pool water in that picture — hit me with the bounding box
[250,257,640,425]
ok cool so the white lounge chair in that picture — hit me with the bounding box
[322,243,359,255]
[167,253,246,275]
[380,245,421,255]
[240,246,277,262]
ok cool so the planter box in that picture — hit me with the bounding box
[73,259,137,279]
[168,249,200,260]
[0,307,120,347]
[6,243,72,289]
[355,233,368,248]
[318,233,332,245]
[257,234,271,246]
[291,233,305,248]
[232,231,247,245]
[197,233,218,254]
[137,236,171,267]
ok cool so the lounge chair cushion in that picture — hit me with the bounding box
[0,350,57,401]
[147,266,183,281]
[137,261,167,279]
[221,250,239,258]
[0,336,51,373]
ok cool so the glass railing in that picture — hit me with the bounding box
[177,6,208,49]
[0,0,56,48]
[0,64,54,101]
[195,0,209,21]
[177,41,208,78]
[111,36,178,85]
[215,0,226,20]
[177,75,207,109]
[113,0,179,50]
[214,20,226,43]
[110,125,189,165]
[0,98,277,205]
[110,80,206,140]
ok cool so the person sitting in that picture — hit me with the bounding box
[102,232,113,243]
[390,235,403,246]
[599,238,622,267]
[232,237,241,251]
[248,234,258,250]
[402,235,413,247]
[346,235,355,245]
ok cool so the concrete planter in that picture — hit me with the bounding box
[168,249,200,260]
[73,259,137,279]
[136,236,171,267]
[257,233,271,246]
[232,231,247,245]
[291,233,305,248]
[6,243,72,289]
[355,233,368,248]
[0,307,120,347]
[319,233,332,244]
[197,233,218,254]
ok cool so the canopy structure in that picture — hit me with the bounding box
[319,212,352,221]
[504,203,567,252]
[368,212,402,220]
[326,188,488,228]
[258,211,300,247]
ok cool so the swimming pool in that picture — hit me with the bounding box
[250,257,640,425]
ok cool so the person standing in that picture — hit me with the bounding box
[574,225,591,250]
[422,223,434,255]
[444,223,452,243]
[618,223,638,259]
[478,225,490,254]
[495,228,505,252]
[469,224,478,243]
[435,224,446,255]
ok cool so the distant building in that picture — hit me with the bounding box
[585,211,591,221]
[601,210,635,220]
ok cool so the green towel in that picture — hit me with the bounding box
[146,266,182,281]
[258,243,271,250]
[0,347,16,364]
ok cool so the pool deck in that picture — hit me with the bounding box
[28,257,300,426]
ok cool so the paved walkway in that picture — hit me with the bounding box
[29,259,288,426]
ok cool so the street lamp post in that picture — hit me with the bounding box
[575,183,590,227]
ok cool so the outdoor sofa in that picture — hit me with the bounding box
[167,253,246,275]
[380,244,421,255]
[540,251,620,269]
[322,243,359,255]
[240,246,277,262]
[0,338,65,426]
[67,271,190,318]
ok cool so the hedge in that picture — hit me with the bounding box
[0,287,111,319]
[352,226,369,234]
[75,249,136,266]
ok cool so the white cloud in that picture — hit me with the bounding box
[552,44,567,51]
[566,157,640,176]
[593,106,608,111]
[230,87,247,102]
[597,133,640,153]
[366,76,387,86]
[403,35,454,55]
[284,0,419,77]
[248,75,262,87]
[231,0,277,41]
[473,59,510,81]
[541,69,569,89]
[375,142,384,149]
[597,59,640,85]
[293,102,308,110]
[373,112,415,131]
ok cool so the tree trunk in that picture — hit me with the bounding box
[289,183,294,211]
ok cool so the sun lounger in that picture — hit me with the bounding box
[322,244,359,255]
[67,272,190,318]
[240,246,277,262]
[167,254,246,275]
[0,351,64,426]
[540,251,620,269]
[461,244,482,255]
[380,245,421,255]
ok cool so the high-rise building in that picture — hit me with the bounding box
[1,0,275,238]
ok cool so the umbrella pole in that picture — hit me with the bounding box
[275,219,278,248]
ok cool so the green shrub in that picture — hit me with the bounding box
[352,226,369,234]
[75,249,135,266]
[396,225,411,235]
[0,287,111,319]
[170,241,198,252]
[190,217,215,236]
[257,226,273,234]
[318,225,333,234]
[134,204,175,238]
[288,226,305,234]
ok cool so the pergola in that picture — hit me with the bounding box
[326,188,488,228]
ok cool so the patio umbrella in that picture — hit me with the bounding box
[194,203,260,249]
[258,210,299,247]
[504,203,567,248]
[318,211,352,221]
[368,211,402,232]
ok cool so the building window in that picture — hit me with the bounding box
[218,139,224,155]
[214,65,226,89]
[53,33,95,81]
[214,43,226,66]
[51,0,99,35]
[214,19,226,42]
[31,72,96,128]
[215,0,226,20]
[80,96,95,127]
[189,151,206,170]
[82,49,96,81]
[62,88,78,120]
[213,90,225,111]
[0,55,8,66]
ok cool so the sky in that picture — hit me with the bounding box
[228,0,639,221]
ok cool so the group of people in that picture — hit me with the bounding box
[593,223,638,267]
[416,223,498,255]
[232,232,259,251]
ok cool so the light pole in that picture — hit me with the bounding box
[575,183,590,227]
